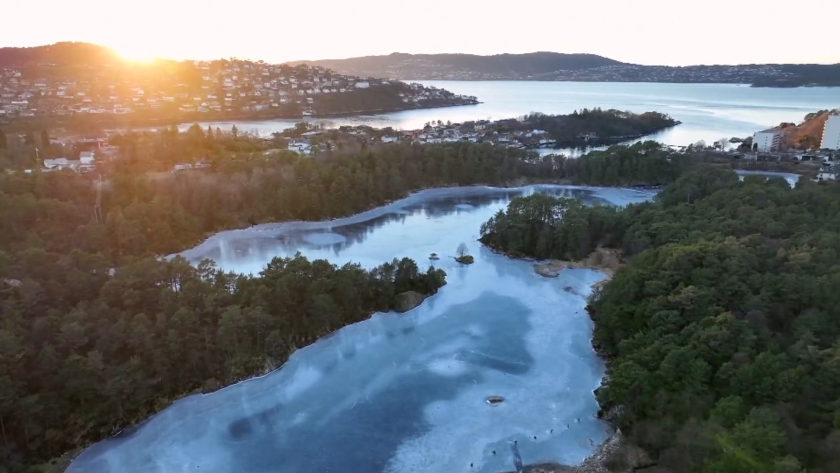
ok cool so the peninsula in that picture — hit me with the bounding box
[292,52,840,87]
[273,109,678,156]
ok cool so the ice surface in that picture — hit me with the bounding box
[735,169,799,187]
[68,186,655,473]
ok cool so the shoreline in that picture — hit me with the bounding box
[175,183,642,264]
[8,101,481,132]
[402,78,839,88]
[481,242,656,473]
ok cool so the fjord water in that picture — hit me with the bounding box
[179,82,840,146]
[67,186,655,473]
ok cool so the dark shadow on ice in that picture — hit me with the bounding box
[223,292,534,473]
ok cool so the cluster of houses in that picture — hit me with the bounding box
[0,60,474,119]
[282,119,561,155]
[42,151,96,171]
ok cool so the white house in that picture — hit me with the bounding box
[355,82,370,89]
[821,115,840,150]
[753,128,781,152]
[79,151,95,165]
[817,169,837,181]
[381,135,398,143]
[43,158,69,169]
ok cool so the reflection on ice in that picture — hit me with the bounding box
[68,185,655,473]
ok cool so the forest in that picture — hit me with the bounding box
[513,109,679,147]
[480,168,840,473]
[0,129,800,471]
[0,138,692,470]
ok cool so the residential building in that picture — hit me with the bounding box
[753,128,781,152]
[822,115,840,150]
[79,151,95,165]
[817,169,838,181]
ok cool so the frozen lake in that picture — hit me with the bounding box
[67,185,656,473]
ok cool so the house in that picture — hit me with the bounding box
[822,115,840,150]
[355,82,370,89]
[172,163,193,172]
[43,157,69,169]
[816,169,837,181]
[381,135,398,143]
[80,151,95,165]
[753,128,781,152]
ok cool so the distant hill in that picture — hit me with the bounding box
[289,52,625,80]
[289,52,840,87]
[0,42,121,66]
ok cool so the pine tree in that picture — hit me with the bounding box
[0,130,7,150]
[40,130,50,148]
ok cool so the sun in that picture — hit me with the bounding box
[114,43,159,63]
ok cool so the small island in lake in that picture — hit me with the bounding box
[455,242,475,264]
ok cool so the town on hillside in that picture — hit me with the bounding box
[0,59,478,124]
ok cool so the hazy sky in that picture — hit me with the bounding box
[2,0,837,65]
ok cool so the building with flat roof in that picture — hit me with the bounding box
[821,115,840,150]
[753,128,781,152]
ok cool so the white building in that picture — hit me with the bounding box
[79,151,95,165]
[817,169,837,181]
[354,82,370,89]
[821,115,840,150]
[753,128,781,152]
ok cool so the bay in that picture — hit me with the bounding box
[67,185,655,473]
[169,82,840,149]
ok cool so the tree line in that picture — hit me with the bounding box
[480,167,840,473]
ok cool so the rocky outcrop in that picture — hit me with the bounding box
[534,263,561,277]
[533,248,623,279]
[509,430,655,473]
[393,291,427,313]
[2,278,22,288]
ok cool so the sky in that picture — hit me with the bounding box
[2,0,838,66]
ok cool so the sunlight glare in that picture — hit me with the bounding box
[114,42,159,63]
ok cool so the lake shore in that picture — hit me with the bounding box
[480,243,659,473]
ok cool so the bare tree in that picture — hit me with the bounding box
[456,243,469,258]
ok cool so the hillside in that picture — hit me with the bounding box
[0,43,478,126]
[289,52,624,80]
[290,53,840,87]
[780,109,840,149]
[0,42,121,66]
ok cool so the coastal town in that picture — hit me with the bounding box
[3,109,839,179]
[0,109,679,173]
[0,58,478,122]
